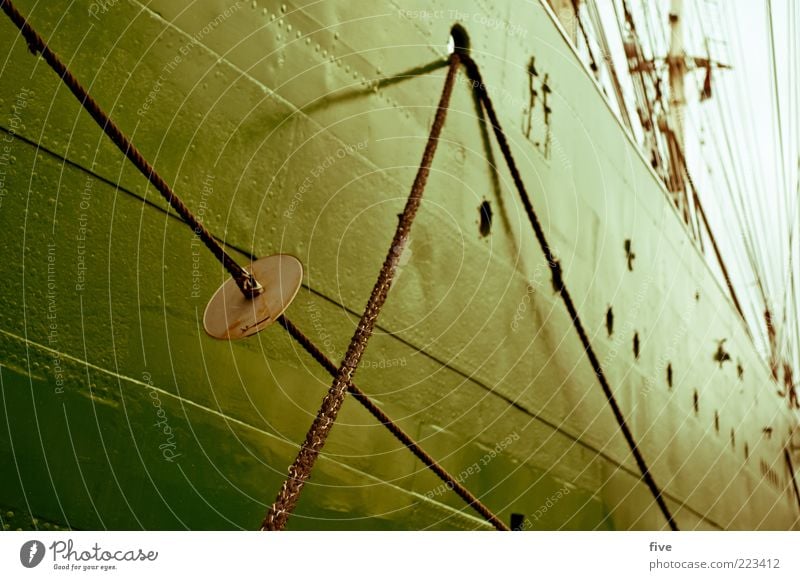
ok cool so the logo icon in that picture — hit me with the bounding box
[19,540,45,568]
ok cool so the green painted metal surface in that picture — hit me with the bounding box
[0,0,798,530]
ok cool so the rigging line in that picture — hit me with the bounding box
[785,448,800,511]
[702,3,780,318]
[585,0,635,134]
[779,2,800,362]
[705,1,777,287]
[614,0,657,139]
[0,0,262,298]
[609,0,643,142]
[570,0,600,75]
[276,316,508,530]
[785,2,799,238]
[694,3,774,294]
[261,53,462,531]
[721,11,786,302]
[670,139,749,329]
[638,0,665,60]
[766,0,791,325]
[458,53,679,531]
[618,0,667,175]
[698,93,769,309]
[790,2,800,368]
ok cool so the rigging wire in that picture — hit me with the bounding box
[689,0,774,297]
[765,0,793,361]
[690,0,783,354]
[585,0,635,133]
[460,53,679,531]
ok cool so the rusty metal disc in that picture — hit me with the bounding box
[203,254,303,340]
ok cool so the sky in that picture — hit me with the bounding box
[584,0,798,367]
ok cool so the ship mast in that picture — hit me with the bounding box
[665,0,689,219]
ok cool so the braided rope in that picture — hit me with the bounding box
[0,0,260,297]
[261,54,462,530]
[459,54,678,531]
[278,316,509,530]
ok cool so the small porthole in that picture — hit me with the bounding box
[730,428,736,449]
[478,200,493,237]
[714,410,719,433]
[606,306,614,336]
[666,363,673,389]
[693,390,699,414]
[744,442,749,460]
[633,332,640,359]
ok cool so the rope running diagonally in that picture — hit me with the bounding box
[261,53,462,531]
[278,316,509,531]
[2,1,508,532]
[0,0,261,297]
[458,53,679,531]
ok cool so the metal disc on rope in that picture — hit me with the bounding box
[203,254,303,340]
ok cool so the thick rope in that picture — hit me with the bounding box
[261,53,461,530]
[459,54,679,531]
[278,316,509,530]
[0,0,261,297]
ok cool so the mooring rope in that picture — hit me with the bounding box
[459,53,679,531]
[278,316,508,530]
[261,53,462,530]
[0,0,261,297]
[1,2,507,531]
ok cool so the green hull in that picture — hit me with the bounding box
[1,0,798,530]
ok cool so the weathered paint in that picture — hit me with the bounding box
[0,0,798,530]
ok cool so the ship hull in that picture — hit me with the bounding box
[0,0,798,530]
